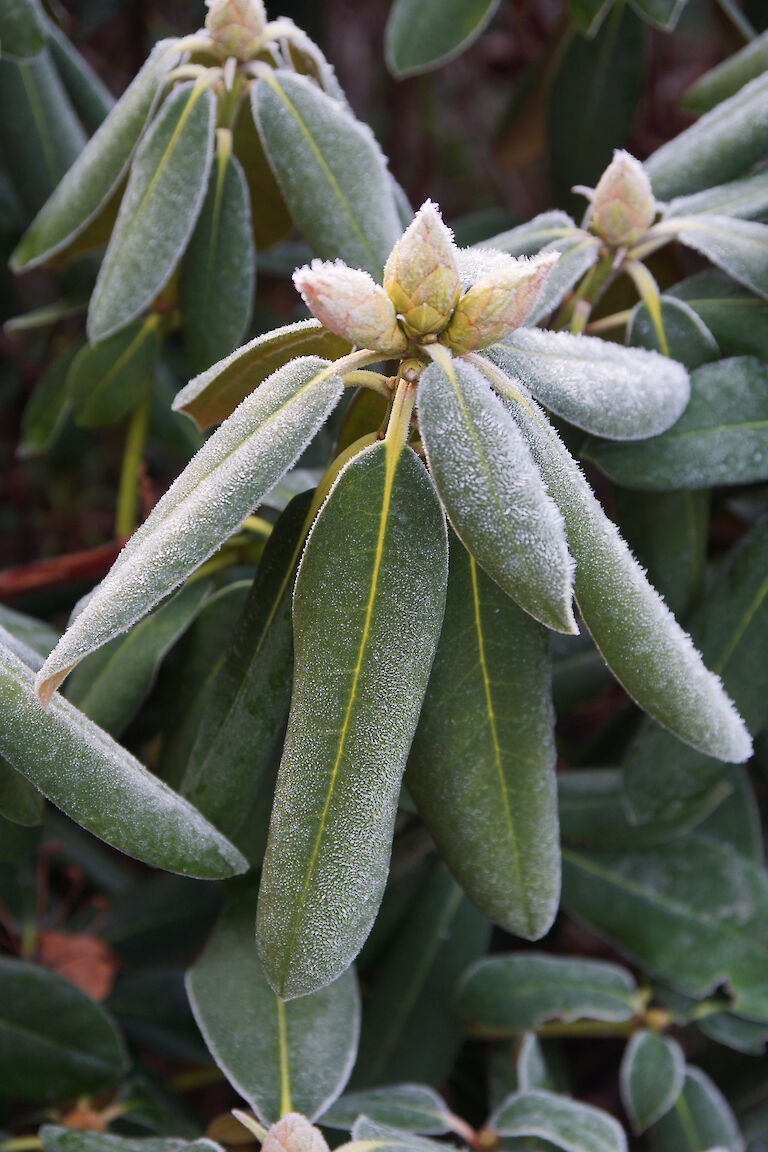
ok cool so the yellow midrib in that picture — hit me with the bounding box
[276,996,292,1116]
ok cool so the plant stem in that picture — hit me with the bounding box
[553,251,615,332]
[623,259,669,355]
[0,1140,43,1152]
[115,386,152,539]
[715,0,756,40]
[385,375,417,447]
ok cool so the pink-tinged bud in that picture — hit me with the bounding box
[205,0,267,60]
[443,251,559,354]
[589,150,656,247]
[262,1116,329,1152]
[293,260,407,355]
[383,200,460,338]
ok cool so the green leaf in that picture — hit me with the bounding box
[0,51,86,215]
[352,863,489,1088]
[0,0,46,60]
[253,70,401,278]
[186,885,359,1124]
[65,581,211,736]
[44,16,114,133]
[18,345,75,457]
[527,233,601,326]
[11,40,177,270]
[455,953,642,1034]
[36,356,344,702]
[173,319,351,431]
[419,357,575,633]
[584,357,768,490]
[646,71,768,198]
[664,169,768,222]
[490,328,691,439]
[697,767,764,863]
[670,269,768,359]
[489,1090,628,1152]
[515,1033,563,1093]
[88,79,216,342]
[0,758,43,826]
[698,1010,768,1055]
[407,535,559,939]
[385,0,501,78]
[568,0,615,37]
[67,315,161,428]
[179,494,310,836]
[501,384,751,763]
[623,516,768,823]
[551,634,614,716]
[619,1030,685,1132]
[0,602,58,659]
[324,1086,450,1134]
[652,1067,744,1151]
[562,837,768,1021]
[256,441,448,998]
[628,0,687,30]
[180,136,255,376]
[0,641,246,878]
[0,957,129,1101]
[681,29,768,114]
[232,95,292,250]
[348,1120,453,1152]
[627,297,718,370]
[482,211,580,256]
[41,1130,217,1152]
[662,215,768,300]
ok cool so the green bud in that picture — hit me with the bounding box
[293,260,407,355]
[589,150,656,247]
[205,0,268,60]
[443,251,559,354]
[383,200,460,338]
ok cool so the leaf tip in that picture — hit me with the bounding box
[34,665,72,708]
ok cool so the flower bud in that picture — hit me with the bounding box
[205,0,268,60]
[443,251,559,354]
[589,150,655,247]
[262,1116,329,1152]
[383,200,460,338]
[293,260,407,355]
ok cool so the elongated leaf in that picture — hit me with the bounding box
[67,315,161,427]
[489,329,690,440]
[568,0,614,37]
[623,516,768,823]
[253,70,401,278]
[527,233,601,326]
[551,633,613,716]
[12,40,177,270]
[180,494,310,836]
[562,837,768,1021]
[489,1090,628,1152]
[481,211,580,256]
[232,95,292,250]
[500,382,750,762]
[88,80,215,342]
[627,297,718,370]
[349,1120,453,1152]
[0,0,46,59]
[0,957,128,1101]
[324,1086,450,1134]
[620,1030,685,1133]
[385,0,501,78]
[44,17,114,133]
[681,30,768,114]
[180,140,255,376]
[652,1067,744,1152]
[670,269,768,359]
[0,642,246,877]
[0,758,42,826]
[18,346,74,457]
[585,357,768,490]
[628,0,687,30]
[187,886,359,1124]
[173,319,350,431]
[698,1010,768,1055]
[41,1131,216,1152]
[455,954,642,1033]
[419,358,575,633]
[664,169,768,223]
[697,767,764,863]
[352,863,488,1088]
[646,71,768,198]
[257,441,448,998]
[515,1032,564,1093]
[36,356,344,702]
[408,536,559,938]
[662,215,768,300]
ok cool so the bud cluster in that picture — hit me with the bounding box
[205,0,268,60]
[293,200,559,358]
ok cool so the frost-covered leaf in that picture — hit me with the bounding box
[645,72,768,198]
[489,1090,628,1152]
[257,441,447,998]
[628,0,687,30]
[18,346,74,457]
[407,535,560,939]
[585,357,768,490]
[43,15,114,133]
[324,1085,450,1134]
[385,0,501,78]
[670,269,768,359]
[652,1068,744,1152]
[41,1131,218,1152]
[36,356,343,703]
[0,758,43,827]
[562,837,768,1021]
[232,95,292,250]
[0,642,246,877]
[681,30,768,114]
[352,863,488,1089]
[698,1010,768,1055]
[180,493,310,836]
[661,215,768,300]
[0,958,129,1101]
[516,1033,561,1092]
[664,169,768,223]
[697,767,764,864]
[187,885,359,1124]
[568,0,614,37]
[489,329,691,440]
[620,1030,685,1133]
[88,80,215,342]
[0,0,46,60]
[253,70,401,278]
[349,1119,454,1152]
[11,41,177,270]
[180,140,255,376]
[627,297,718,370]
[455,953,642,1032]
[173,319,351,431]
[67,315,161,428]
[623,516,768,823]
[481,211,580,257]
[500,383,751,762]
[526,233,601,326]
[419,357,575,633]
